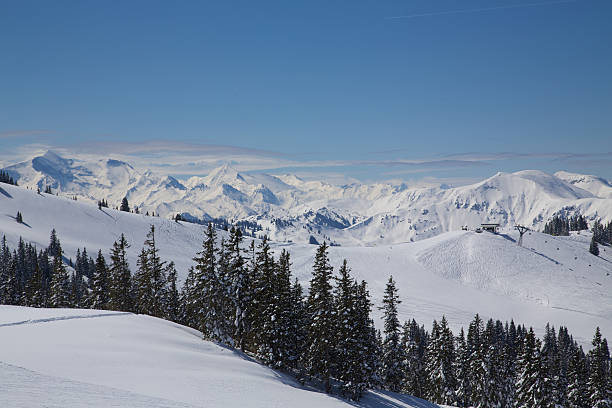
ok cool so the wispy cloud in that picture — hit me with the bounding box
[2,141,610,183]
[386,0,578,20]
[0,129,52,139]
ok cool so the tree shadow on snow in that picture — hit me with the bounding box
[5,214,32,228]
[0,186,13,198]
[354,390,444,408]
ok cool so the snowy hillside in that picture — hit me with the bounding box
[1,182,610,347]
[0,306,445,408]
[4,151,612,246]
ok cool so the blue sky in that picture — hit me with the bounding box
[1,0,611,182]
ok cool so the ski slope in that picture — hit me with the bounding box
[1,182,611,346]
[0,306,446,408]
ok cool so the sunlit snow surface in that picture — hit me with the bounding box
[0,306,447,408]
[1,181,611,347]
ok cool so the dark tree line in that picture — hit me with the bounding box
[592,219,612,247]
[1,226,611,405]
[0,170,18,186]
[544,214,589,236]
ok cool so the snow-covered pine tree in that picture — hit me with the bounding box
[108,234,132,312]
[269,249,296,369]
[133,248,152,314]
[333,259,372,400]
[25,260,44,307]
[49,245,71,307]
[588,327,611,408]
[89,250,110,309]
[143,225,167,318]
[37,249,52,307]
[288,277,307,370]
[178,266,198,328]
[567,346,589,408]
[514,328,543,408]
[353,279,378,395]
[251,236,277,362]
[302,242,336,393]
[466,314,488,407]
[454,327,472,407]
[379,275,405,392]
[0,236,12,304]
[481,319,505,407]
[540,324,560,408]
[48,229,61,259]
[227,227,251,351]
[425,316,457,405]
[333,259,356,393]
[557,326,574,407]
[164,262,180,321]
[215,237,234,343]
[192,223,222,340]
[402,318,427,398]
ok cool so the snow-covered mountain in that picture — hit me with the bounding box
[1,182,610,346]
[4,150,612,246]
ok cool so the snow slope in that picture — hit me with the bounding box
[0,306,446,408]
[5,151,612,246]
[1,182,610,347]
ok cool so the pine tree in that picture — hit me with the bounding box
[48,229,61,259]
[108,234,132,311]
[179,266,198,328]
[540,324,560,408]
[0,236,12,304]
[120,196,130,212]
[515,328,543,408]
[379,275,405,392]
[567,347,589,408]
[588,327,611,408]
[16,211,23,224]
[145,225,166,317]
[251,236,277,360]
[590,235,600,256]
[49,246,70,307]
[333,259,372,400]
[269,249,296,368]
[425,316,457,405]
[455,328,472,407]
[302,242,336,393]
[25,261,44,307]
[89,250,110,309]
[467,314,491,408]
[164,262,180,321]
[192,223,224,340]
[227,227,251,350]
[289,277,307,370]
[134,248,152,314]
[353,280,378,396]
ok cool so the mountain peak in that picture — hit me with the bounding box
[204,163,245,185]
[38,150,69,165]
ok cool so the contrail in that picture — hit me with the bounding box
[386,0,578,20]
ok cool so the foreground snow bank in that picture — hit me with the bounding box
[0,306,445,408]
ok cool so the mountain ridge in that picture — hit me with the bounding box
[4,150,612,246]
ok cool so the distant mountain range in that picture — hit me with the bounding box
[5,150,612,245]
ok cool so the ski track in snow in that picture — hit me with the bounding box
[0,311,132,327]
